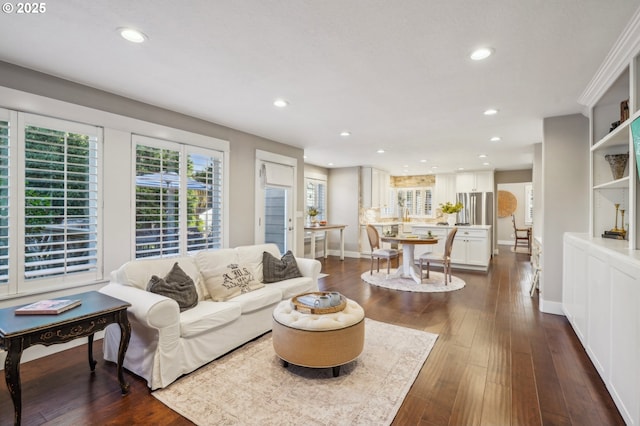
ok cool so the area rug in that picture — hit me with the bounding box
[510,246,530,254]
[152,319,437,425]
[361,269,465,292]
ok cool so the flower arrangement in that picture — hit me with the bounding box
[307,206,320,217]
[439,201,463,214]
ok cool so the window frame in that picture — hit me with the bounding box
[132,134,226,259]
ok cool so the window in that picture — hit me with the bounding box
[134,135,224,259]
[395,188,433,217]
[1,111,102,295]
[524,184,533,225]
[305,177,327,221]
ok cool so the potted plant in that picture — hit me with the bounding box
[307,206,320,225]
[439,201,463,226]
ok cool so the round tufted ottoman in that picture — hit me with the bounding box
[272,297,365,377]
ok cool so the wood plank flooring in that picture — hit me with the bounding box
[0,246,625,425]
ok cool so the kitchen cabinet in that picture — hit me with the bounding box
[409,224,491,271]
[563,233,640,425]
[455,171,494,193]
[434,173,457,207]
[361,167,391,211]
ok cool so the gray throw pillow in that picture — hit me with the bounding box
[262,251,303,283]
[147,262,198,312]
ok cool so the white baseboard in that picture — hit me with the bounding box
[539,298,564,316]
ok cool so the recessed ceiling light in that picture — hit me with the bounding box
[340,131,351,137]
[420,159,427,163]
[303,155,307,159]
[484,109,498,116]
[377,149,385,154]
[470,47,494,61]
[403,164,409,168]
[483,162,491,166]
[478,154,487,158]
[458,167,465,171]
[273,98,289,108]
[328,162,334,166]
[490,136,501,142]
[431,166,438,169]
[119,28,147,43]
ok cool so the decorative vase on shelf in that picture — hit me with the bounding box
[447,213,457,226]
[605,152,629,180]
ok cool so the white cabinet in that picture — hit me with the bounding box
[450,228,491,269]
[563,233,640,425]
[434,174,456,207]
[361,167,390,210]
[410,225,491,271]
[455,171,494,193]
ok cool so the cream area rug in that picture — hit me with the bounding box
[152,319,437,425]
[361,269,465,292]
[510,246,530,254]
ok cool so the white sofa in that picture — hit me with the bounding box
[99,243,321,390]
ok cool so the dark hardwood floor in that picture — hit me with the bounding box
[0,246,625,425]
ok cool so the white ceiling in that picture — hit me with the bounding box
[1,1,638,175]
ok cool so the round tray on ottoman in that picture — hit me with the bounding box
[272,297,365,377]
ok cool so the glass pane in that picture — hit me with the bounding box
[265,187,286,253]
[187,152,223,253]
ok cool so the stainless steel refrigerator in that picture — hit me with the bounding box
[455,192,494,226]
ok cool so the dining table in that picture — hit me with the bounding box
[380,235,439,284]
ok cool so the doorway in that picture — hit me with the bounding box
[255,151,297,253]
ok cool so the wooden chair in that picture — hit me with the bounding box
[366,225,399,275]
[512,214,531,254]
[418,227,458,284]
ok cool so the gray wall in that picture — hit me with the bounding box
[0,61,306,252]
[495,169,533,184]
[328,167,361,255]
[541,114,589,313]
[533,143,543,241]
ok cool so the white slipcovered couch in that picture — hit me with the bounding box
[99,243,321,389]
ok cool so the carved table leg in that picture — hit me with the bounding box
[5,340,24,426]
[87,333,97,372]
[116,312,131,394]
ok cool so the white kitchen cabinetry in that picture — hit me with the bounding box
[455,171,494,193]
[434,173,457,207]
[361,167,391,210]
[563,233,640,425]
[410,225,491,271]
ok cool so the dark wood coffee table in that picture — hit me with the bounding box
[0,291,131,425]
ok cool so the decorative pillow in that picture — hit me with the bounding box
[200,263,265,301]
[262,250,303,283]
[147,262,198,312]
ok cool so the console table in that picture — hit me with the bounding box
[304,224,347,260]
[0,291,131,425]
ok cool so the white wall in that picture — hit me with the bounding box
[541,114,590,314]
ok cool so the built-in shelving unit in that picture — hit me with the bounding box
[583,55,640,250]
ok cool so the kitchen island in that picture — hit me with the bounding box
[408,224,492,271]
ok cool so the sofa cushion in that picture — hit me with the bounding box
[179,301,241,338]
[146,262,198,312]
[112,256,201,294]
[236,243,280,282]
[263,251,303,283]
[200,263,264,302]
[260,276,314,299]
[226,286,283,314]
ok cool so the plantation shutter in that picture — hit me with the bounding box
[22,115,100,281]
[0,117,9,284]
[134,136,224,258]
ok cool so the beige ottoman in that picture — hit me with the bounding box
[272,298,365,377]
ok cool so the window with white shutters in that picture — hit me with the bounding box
[134,136,224,259]
[0,117,9,286]
[23,119,100,281]
[305,178,327,221]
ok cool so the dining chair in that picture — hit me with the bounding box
[366,225,399,275]
[418,227,458,284]
[512,214,531,254]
